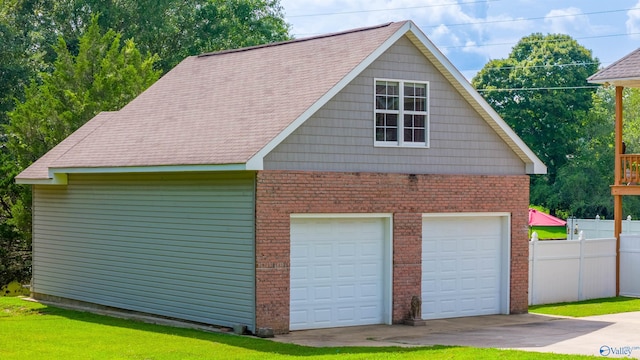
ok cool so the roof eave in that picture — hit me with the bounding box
[16,173,68,185]
[16,163,251,185]
[587,76,640,88]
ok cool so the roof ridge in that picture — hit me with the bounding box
[197,22,398,58]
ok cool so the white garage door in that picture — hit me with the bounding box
[290,217,387,330]
[422,215,506,319]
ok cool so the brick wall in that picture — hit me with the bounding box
[255,170,530,333]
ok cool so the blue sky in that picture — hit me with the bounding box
[280,0,640,80]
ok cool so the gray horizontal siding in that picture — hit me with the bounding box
[264,36,525,175]
[32,172,256,331]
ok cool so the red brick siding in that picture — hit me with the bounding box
[255,171,530,333]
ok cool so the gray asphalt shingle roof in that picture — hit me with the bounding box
[17,22,406,181]
[17,20,546,183]
[588,48,640,87]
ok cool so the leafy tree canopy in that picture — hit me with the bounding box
[4,16,161,169]
[473,33,600,213]
[2,0,290,73]
[473,33,600,180]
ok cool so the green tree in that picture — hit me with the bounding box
[6,17,160,168]
[0,17,160,286]
[0,3,48,127]
[0,0,290,131]
[3,0,290,73]
[533,87,613,218]
[546,87,640,219]
[472,33,600,211]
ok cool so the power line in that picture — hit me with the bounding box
[286,3,640,59]
[476,85,601,92]
[423,7,636,29]
[450,32,638,72]
[287,3,638,34]
[440,31,640,50]
[285,3,638,76]
[286,0,503,18]
[476,61,599,71]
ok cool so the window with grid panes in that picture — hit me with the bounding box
[375,79,428,147]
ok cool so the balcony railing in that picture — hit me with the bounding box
[620,155,640,185]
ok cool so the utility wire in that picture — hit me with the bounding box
[285,3,636,88]
[475,61,599,71]
[287,3,639,60]
[425,7,636,29]
[476,86,601,92]
[287,0,504,18]
[288,4,638,32]
[441,31,640,50]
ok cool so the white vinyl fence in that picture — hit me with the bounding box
[621,234,640,297]
[529,234,616,305]
[566,216,640,240]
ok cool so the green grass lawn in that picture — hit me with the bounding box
[0,297,599,359]
[529,296,640,317]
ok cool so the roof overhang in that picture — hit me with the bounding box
[587,77,640,88]
[16,163,249,185]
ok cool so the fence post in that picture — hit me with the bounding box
[595,215,600,238]
[578,231,585,300]
[530,232,538,305]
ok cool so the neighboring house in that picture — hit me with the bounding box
[16,21,546,334]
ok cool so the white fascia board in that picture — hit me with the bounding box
[588,76,640,84]
[15,173,68,185]
[245,22,414,170]
[17,163,249,185]
[406,23,547,175]
[51,163,247,175]
[588,76,640,86]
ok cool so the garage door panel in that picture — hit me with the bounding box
[422,216,505,320]
[338,264,356,278]
[290,217,387,330]
[315,286,332,301]
[338,243,356,257]
[290,287,308,302]
[461,258,477,271]
[290,264,308,280]
[313,265,332,281]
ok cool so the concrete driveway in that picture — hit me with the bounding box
[272,312,640,358]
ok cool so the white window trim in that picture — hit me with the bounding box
[374,78,430,148]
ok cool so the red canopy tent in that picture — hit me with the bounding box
[529,209,567,240]
[528,209,566,226]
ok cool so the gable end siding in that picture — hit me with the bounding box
[31,172,256,331]
[264,36,525,175]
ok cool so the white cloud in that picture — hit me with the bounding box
[544,7,590,34]
[626,1,640,40]
[427,25,460,55]
[279,1,640,81]
[455,13,535,62]
[281,0,477,37]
